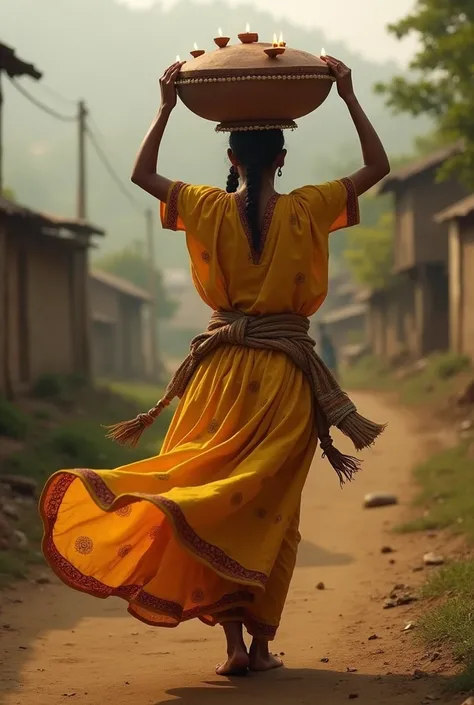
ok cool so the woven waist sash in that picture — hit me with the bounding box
[106,311,386,485]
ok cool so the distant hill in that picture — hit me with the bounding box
[1,0,426,267]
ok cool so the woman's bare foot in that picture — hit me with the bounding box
[249,638,284,672]
[216,621,249,676]
[215,649,250,676]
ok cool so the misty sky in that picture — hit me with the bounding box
[120,0,418,63]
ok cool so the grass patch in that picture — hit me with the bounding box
[0,382,172,585]
[396,442,474,540]
[422,560,474,598]
[0,550,29,584]
[402,439,474,690]
[340,355,394,391]
[0,398,30,439]
[396,516,447,534]
[341,351,471,407]
[419,561,474,691]
[102,381,166,411]
[0,547,44,587]
[2,415,165,486]
[400,352,471,405]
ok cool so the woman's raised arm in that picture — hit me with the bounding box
[131,61,184,202]
[322,55,390,196]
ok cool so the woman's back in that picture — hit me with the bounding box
[161,178,358,317]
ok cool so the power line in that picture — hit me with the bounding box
[6,76,77,122]
[36,82,76,106]
[7,74,142,215]
[88,112,108,144]
[86,125,142,212]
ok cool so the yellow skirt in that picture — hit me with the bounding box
[40,346,317,638]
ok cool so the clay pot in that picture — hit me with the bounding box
[177,42,333,128]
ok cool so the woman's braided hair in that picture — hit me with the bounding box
[226,130,285,253]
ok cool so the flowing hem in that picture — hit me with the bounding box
[40,469,273,631]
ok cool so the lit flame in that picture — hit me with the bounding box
[218,27,223,37]
[320,47,327,57]
[279,32,284,44]
[273,32,278,46]
[193,42,198,50]
[176,54,181,62]
[245,22,250,32]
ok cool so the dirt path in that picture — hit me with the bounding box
[0,393,460,705]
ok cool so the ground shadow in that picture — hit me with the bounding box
[296,540,352,568]
[1,539,353,697]
[155,668,458,705]
[0,581,125,699]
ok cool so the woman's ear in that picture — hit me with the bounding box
[275,149,287,169]
[227,148,239,167]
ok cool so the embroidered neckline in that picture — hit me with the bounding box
[234,192,280,265]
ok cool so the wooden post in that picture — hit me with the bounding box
[448,220,462,354]
[0,70,4,195]
[0,222,13,399]
[414,265,426,358]
[75,100,92,380]
[77,100,87,220]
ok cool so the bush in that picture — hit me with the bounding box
[32,374,65,399]
[51,422,151,470]
[33,408,51,421]
[65,373,88,391]
[32,373,88,406]
[0,398,29,439]
[52,427,101,464]
[432,352,471,380]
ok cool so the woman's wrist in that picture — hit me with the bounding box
[343,93,358,106]
[158,103,173,119]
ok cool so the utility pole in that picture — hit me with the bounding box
[146,208,160,381]
[74,99,92,380]
[77,99,87,219]
[0,42,42,195]
[0,70,4,195]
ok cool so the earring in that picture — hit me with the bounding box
[277,167,283,178]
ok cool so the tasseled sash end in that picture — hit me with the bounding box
[320,436,361,487]
[338,411,387,452]
[104,398,171,447]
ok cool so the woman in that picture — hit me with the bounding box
[40,56,389,677]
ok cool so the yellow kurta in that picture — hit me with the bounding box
[40,178,359,639]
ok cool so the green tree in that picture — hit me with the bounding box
[376,1,474,187]
[1,187,15,200]
[96,241,177,320]
[326,152,395,274]
[344,212,394,291]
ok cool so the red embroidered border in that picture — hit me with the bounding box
[155,495,267,585]
[41,469,269,628]
[245,614,278,641]
[164,181,185,230]
[234,192,280,265]
[340,177,360,228]
[68,468,267,586]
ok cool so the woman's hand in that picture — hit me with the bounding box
[159,61,184,112]
[321,55,355,103]
[131,62,185,200]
